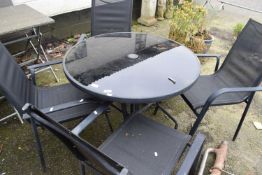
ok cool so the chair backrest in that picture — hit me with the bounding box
[0,43,34,114]
[217,19,262,93]
[23,104,128,175]
[91,0,133,36]
[0,0,13,8]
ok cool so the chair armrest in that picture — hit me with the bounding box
[177,133,206,175]
[189,86,262,135]
[71,103,109,135]
[195,54,221,72]
[40,99,98,114]
[28,59,62,85]
[28,59,62,70]
[202,86,262,114]
[22,99,100,121]
[22,103,128,175]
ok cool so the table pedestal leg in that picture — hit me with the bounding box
[121,104,129,119]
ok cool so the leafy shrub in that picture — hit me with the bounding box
[169,1,208,53]
[233,23,244,37]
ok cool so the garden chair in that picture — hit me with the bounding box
[23,103,205,175]
[0,42,110,170]
[0,0,12,7]
[91,0,132,36]
[78,0,133,43]
[180,19,262,141]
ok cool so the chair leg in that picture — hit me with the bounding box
[105,113,113,132]
[130,104,134,114]
[0,105,23,124]
[157,104,178,129]
[30,118,46,172]
[232,98,253,141]
[134,104,140,112]
[189,144,203,175]
[14,108,24,124]
[80,161,86,175]
[189,111,206,136]
[121,104,129,120]
[153,103,159,115]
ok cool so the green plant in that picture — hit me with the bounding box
[233,23,244,37]
[169,1,207,53]
[67,37,76,44]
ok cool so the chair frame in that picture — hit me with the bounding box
[23,103,205,175]
[90,0,133,37]
[29,60,110,170]
[77,0,133,43]
[181,54,262,141]
[0,44,111,172]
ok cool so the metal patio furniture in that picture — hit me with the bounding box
[91,0,133,36]
[0,0,12,7]
[78,0,133,42]
[23,103,205,175]
[64,32,200,123]
[0,42,109,171]
[178,19,262,141]
[0,4,58,80]
[0,4,59,118]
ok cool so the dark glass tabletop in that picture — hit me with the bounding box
[63,32,200,103]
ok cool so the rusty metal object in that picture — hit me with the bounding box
[198,141,232,175]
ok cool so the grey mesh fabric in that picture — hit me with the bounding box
[35,84,99,122]
[183,19,262,109]
[91,0,133,36]
[0,43,33,114]
[0,0,12,8]
[26,107,125,175]
[99,114,191,175]
[0,42,99,122]
[28,106,192,175]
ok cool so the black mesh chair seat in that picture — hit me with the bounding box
[183,75,247,110]
[37,84,88,108]
[23,104,205,175]
[22,84,98,122]
[178,19,262,140]
[0,42,101,121]
[99,114,191,175]
[0,42,104,170]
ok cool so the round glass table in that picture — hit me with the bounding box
[63,32,200,103]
